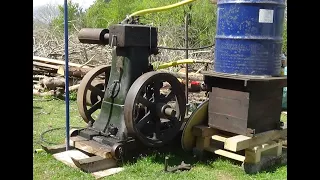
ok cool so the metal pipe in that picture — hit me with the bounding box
[184,13,189,108]
[64,0,70,151]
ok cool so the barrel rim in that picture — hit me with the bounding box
[215,35,283,41]
[217,0,286,6]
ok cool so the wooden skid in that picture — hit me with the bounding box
[71,155,117,173]
[69,136,113,159]
[51,149,122,178]
[41,136,123,179]
[192,125,287,164]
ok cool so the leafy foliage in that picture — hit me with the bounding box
[50,0,287,53]
[51,0,85,33]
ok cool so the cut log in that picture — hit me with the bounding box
[69,84,80,91]
[33,68,55,76]
[33,89,55,96]
[40,76,65,90]
[33,84,44,91]
[57,66,92,78]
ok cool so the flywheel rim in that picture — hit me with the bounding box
[124,71,186,147]
[77,65,111,123]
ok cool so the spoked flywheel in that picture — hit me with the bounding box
[124,71,186,147]
[77,65,111,124]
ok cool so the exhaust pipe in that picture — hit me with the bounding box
[78,28,109,45]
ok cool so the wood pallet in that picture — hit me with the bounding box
[192,125,287,174]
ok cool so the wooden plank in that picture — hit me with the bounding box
[33,56,92,68]
[211,135,228,142]
[192,125,217,137]
[73,139,112,159]
[42,144,71,154]
[244,150,261,164]
[53,150,90,168]
[71,156,117,173]
[205,146,245,162]
[196,136,211,150]
[224,135,251,152]
[33,61,59,69]
[249,140,283,153]
[224,129,287,152]
[92,167,124,179]
[244,140,283,164]
[52,149,123,179]
[69,136,87,147]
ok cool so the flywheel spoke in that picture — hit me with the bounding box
[138,96,153,107]
[155,118,161,139]
[88,100,102,115]
[88,84,105,98]
[153,82,161,102]
[136,112,151,130]
[161,91,175,103]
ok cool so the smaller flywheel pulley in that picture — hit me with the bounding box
[77,65,111,124]
[124,71,186,147]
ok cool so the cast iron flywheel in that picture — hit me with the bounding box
[124,71,186,147]
[77,65,111,124]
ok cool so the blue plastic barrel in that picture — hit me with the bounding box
[214,0,286,76]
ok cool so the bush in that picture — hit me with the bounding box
[84,0,217,48]
[51,0,85,33]
[84,0,286,53]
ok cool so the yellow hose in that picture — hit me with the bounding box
[153,59,211,70]
[124,0,196,21]
[155,59,195,70]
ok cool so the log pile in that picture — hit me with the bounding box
[33,56,209,103]
[33,56,92,97]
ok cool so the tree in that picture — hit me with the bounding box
[51,0,85,32]
[33,4,59,25]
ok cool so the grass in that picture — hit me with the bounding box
[33,95,287,180]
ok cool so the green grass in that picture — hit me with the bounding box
[33,95,287,180]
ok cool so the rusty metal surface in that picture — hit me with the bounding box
[78,28,109,45]
[77,65,111,123]
[164,156,191,172]
[208,87,250,135]
[108,24,157,47]
[86,80,105,106]
[124,71,186,147]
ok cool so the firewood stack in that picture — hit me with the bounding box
[33,56,93,97]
